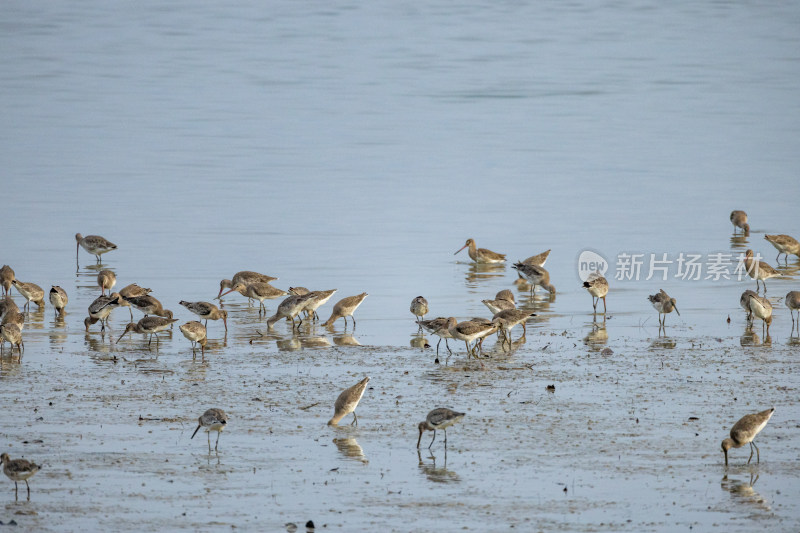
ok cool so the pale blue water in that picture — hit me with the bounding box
[1,2,799,531]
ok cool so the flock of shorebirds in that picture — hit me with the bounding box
[1,213,797,499]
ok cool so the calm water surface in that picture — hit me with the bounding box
[1,1,799,531]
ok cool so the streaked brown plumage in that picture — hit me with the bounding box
[482,289,516,315]
[84,293,122,332]
[218,271,278,299]
[492,309,536,347]
[179,321,208,358]
[730,210,749,234]
[512,262,556,295]
[583,273,609,314]
[786,291,800,332]
[744,249,780,293]
[0,323,24,356]
[119,284,152,320]
[449,319,499,358]
[721,408,774,466]
[180,300,227,331]
[76,233,117,264]
[191,408,228,451]
[220,282,287,314]
[764,234,800,263]
[1,453,40,500]
[126,294,173,320]
[328,376,370,426]
[0,265,14,296]
[454,238,505,263]
[419,316,457,357]
[266,294,315,329]
[410,296,429,324]
[49,286,68,316]
[648,289,679,329]
[417,408,465,449]
[116,316,179,347]
[11,280,45,312]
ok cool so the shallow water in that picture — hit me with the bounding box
[1,1,800,531]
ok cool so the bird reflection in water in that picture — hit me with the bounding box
[410,335,428,349]
[333,437,368,464]
[730,234,749,251]
[721,469,771,512]
[649,336,676,350]
[464,262,505,285]
[583,323,608,351]
[740,326,771,347]
[417,449,460,484]
[333,334,361,347]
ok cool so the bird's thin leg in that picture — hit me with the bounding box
[352,316,357,329]
[26,480,30,499]
[215,432,221,452]
[465,341,470,358]
[753,441,760,463]
[603,296,607,314]
[443,428,448,445]
[351,412,358,427]
[747,442,754,464]
[428,430,436,449]
[436,338,441,356]
[14,481,18,500]
[592,297,597,312]
[445,339,451,354]
[207,431,212,451]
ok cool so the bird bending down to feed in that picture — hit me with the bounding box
[49,286,68,316]
[417,408,465,449]
[512,262,556,296]
[721,408,774,466]
[730,211,749,234]
[648,289,679,329]
[117,316,179,348]
[191,408,228,452]
[322,293,368,328]
[179,321,208,358]
[1,453,40,500]
[180,300,227,331]
[11,280,45,312]
[764,234,800,263]
[97,270,116,295]
[328,377,370,427]
[266,294,315,329]
[217,271,278,299]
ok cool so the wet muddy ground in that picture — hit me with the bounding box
[2,291,799,532]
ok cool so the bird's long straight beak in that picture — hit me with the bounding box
[219,289,235,298]
[724,449,728,466]
[454,245,468,255]
[674,305,680,316]
[416,427,423,448]
[216,288,224,299]
[116,332,127,344]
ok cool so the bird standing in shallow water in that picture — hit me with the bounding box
[49,286,68,317]
[75,233,117,264]
[648,289,679,332]
[179,321,208,358]
[482,290,515,314]
[721,408,774,466]
[0,265,14,297]
[730,211,749,234]
[116,316,179,348]
[191,408,228,452]
[764,234,800,263]
[786,291,800,334]
[747,294,773,336]
[410,296,429,327]
[12,280,45,312]
[583,273,609,314]
[180,300,226,331]
[97,270,116,296]
[328,377,370,426]
[322,293,368,329]
[0,324,24,356]
[512,262,556,296]
[454,238,506,263]
[419,317,457,358]
[1,453,40,500]
[743,249,780,293]
[417,408,465,449]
